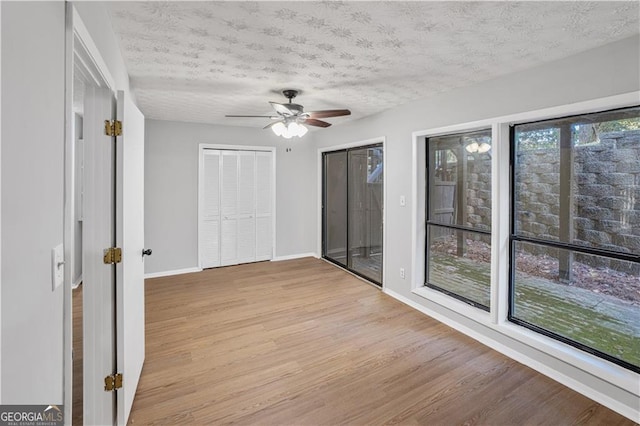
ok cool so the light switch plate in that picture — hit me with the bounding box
[52,243,64,291]
[400,195,406,207]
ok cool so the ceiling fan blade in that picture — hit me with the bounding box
[225,115,279,118]
[263,120,284,130]
[306,109,351,119]
[304,118,332,128]
[270,102,294,116]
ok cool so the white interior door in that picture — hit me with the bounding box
[115,91,146,426]
[200,150,221,268]
[83,85,116,426]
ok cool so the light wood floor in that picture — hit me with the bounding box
[128,257,634,425]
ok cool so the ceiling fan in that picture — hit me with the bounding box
[225,89,351,138]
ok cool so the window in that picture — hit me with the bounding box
[510,106,640,372]
[426,129,492,310]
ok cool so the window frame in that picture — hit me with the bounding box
[410,92,640,402]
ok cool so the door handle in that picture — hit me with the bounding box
[142,248,153,257]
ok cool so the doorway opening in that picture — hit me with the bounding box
[322,144,384,286]
[65,7,147,425]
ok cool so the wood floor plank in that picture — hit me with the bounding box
[127,257,635,425]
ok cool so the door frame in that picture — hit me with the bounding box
[317,137,387,288]
[197,144,277,270]
[63,4,117,423]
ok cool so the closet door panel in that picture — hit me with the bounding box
[255,151,273,260]
[237,151,256,262]
[256,216,272,260]
[221,151,238,216]
[220,219,238,265]
[237,216,256,263]
[256,152,272,216]
[203,152,221,219]
[220,151,239,266]
[237,151,256,215]
[201,150,221,268]
[201,219,220,268]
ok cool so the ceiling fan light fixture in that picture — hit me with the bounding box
[231,89,350,137]
[272,121,286,136]
[272,120,308,138]
[288,121,300,134]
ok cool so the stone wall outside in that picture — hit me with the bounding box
[465,130,639,273]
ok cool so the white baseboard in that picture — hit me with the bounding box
[145,255,319,278]
[144,267,202,279]
[271,252,319,262]
[72,276,82,289]
[382,288,639,422]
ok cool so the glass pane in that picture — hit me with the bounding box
[512,240,640,369]
[514,106,640,253]
[428,129,492,232]
[348,146,383,284]
[323,151,348,267]
[427,224,491,309]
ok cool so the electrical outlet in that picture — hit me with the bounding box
[400,268,405,279]
[51,244,64,291]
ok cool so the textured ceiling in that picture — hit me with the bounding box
[106,1,639,129]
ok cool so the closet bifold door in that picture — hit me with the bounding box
[201,150,221,268]
[200,148,273,269]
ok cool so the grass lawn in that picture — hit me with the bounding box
[429,252,640,368]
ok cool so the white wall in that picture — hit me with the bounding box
[144,120,316,275]
[313,35,640,418]
[1,2,66,404]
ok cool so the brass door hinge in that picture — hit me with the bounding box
[104,119,122,136]
[103,247,122,264]
[104,373,123,391]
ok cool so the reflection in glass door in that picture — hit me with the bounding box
[323,144,384,285]
[323,151,348,267]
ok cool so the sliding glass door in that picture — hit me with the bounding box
[323,144,384,285]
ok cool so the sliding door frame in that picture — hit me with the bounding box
[317,137,386,288]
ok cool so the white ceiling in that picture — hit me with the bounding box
[106,1,639,129]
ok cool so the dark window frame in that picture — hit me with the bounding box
[425,129,493,312]
[508,106,640,374]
